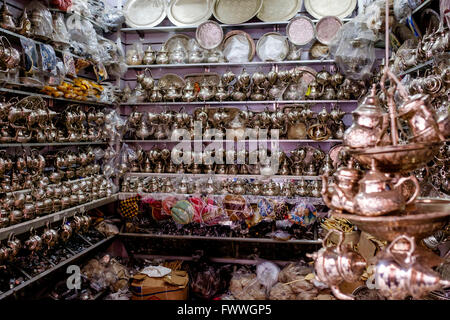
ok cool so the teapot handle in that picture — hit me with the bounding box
[386,234,416,266]
[144,68,152,77]
[322,229,345,250]
[394,175,420,205]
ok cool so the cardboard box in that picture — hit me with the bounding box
[130,270,189,300]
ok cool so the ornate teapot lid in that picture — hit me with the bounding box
[334,160,361,180]
[352,85,384,117]
[398,93,429,117]
[358,160,390,184]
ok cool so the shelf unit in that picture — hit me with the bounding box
[125,172,322,181]
[126,59,336,69]
[123,139,343,144]
[120,18,352,33]
[0,142,108,148]
[119,192,324,205]
[0,194,118,241]
[119,233,322,245]
[0,235,116,300]
[120,100,358,106]
[0,87,112,106]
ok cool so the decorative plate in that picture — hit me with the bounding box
[290,66,317,86]
[163,34,191,52]
[158,73,186,89]
[316,16,343,45]
[256,32,289,62]
[304,0,356,19]
[257,0,303,22]
[184,72,221,86]
[222,30,256,61]
[213,0,263,24]
[286,15,316,45]
[196,20,223,49]
[124,0,167,28]
[167,0,214,27]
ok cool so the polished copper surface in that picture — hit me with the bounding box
[332,199,450,242]
[349,142,443,173]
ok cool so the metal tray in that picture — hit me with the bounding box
[124,0,167,28]
[167,0,214,27]
[213,0,263,24]
[257,0,303,22]
[304,0,356,19]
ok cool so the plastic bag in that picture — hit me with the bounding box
[288,202,317,226]
[27,1,53,39]
[126,39,144,65]
[52,12,70,44]
[257,34,288,62]
[229,268,266,300]
[223,35,250,63]
[330,20,377,80]
[20,38,39,76]
[168,38,188,64]
[393,0,412,23]
[257,262,280,293]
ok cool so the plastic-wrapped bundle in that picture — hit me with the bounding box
[330,20,377,80]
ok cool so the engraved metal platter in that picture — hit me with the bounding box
[124,0,167,28]
[167,0,214,27]
[257,0,303,22]
[316,16,343,45]
[163,34,191,52]
[286,15,316,45]
[213,0,263,24]
[196,20,224,50]
[158,73,186,89]
[304,0,356,19]
[184,72,221,86]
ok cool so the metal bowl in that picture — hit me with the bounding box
[349,142,443,173]
[332,198,450,242]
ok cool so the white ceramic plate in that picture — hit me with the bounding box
[304,0,356,19]
[213,0,263,24]
[167,0,214,27]
[257,0,303,22]
[124,0,167,28]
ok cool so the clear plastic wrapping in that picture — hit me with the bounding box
[257,34,288,62]
[223,35,250,63]
[330,20,377,80]
[27,1,53,39]
[52,12,70,44]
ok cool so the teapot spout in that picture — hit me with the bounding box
[321,174,333,208]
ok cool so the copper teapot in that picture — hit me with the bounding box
[343,86,389,149]
[354,161,420,216]
[373,235,450,300]
[322,160,361,213]
[307,230,366,300]
[398,93,445,143]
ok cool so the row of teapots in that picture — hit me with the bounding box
[0,174,113,228]
[122,68,369,103]
[0,147,104,193]
[0,97,112,143]
[122,176,326,198]
[125,105,347,141]
[394,25,450,73]
[0,215,94,265]
[119,145,336,177]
